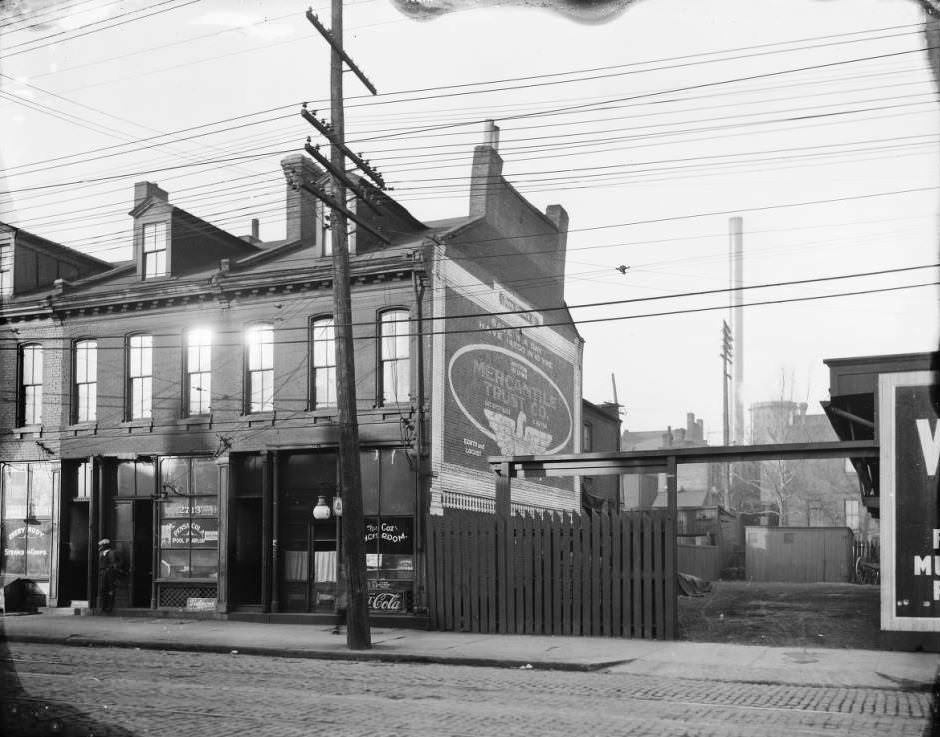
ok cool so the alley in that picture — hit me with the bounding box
[2,642,932,737]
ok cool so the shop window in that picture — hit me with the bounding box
[18,343,43,426]
[75,461,93,499]
[185,328,212,416]
[142,222,168,279]
[310,316,336,409]
[378,310,410,406]
[245,324,274,413]
[157,457,219,580]
[126,334,153,420]
[1,463,56,579]
[74,340,97,423]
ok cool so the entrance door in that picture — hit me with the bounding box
[232,497,263,606]
[112,500,154,608]
[65,501,89,603]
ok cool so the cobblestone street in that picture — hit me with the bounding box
[2,642,933,737]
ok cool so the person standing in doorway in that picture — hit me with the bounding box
[97,539,118,614]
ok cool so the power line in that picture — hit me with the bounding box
[3,261,936,345]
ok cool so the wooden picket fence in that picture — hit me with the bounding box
[426,508,677,639]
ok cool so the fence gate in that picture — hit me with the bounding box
[426,509,676,638]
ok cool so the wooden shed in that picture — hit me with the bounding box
[745,526,853,583]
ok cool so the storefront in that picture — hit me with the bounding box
[228,446,419,616]
[1,462,57,604]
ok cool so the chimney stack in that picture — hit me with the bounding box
[280,155,323,243]
[251,218,260,240]
[133,182,169,208]
[483,119,500,150]
[469,121,504,218]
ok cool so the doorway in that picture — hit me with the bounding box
[231,497,263,607]
[112,500,154,608]
[65,500,89,604]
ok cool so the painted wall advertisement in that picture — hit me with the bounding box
[882,372,940,630]
[444,287,575,482]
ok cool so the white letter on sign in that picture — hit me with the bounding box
[915,556,933,575]
[916,418,940,477]
[934,580,940,601]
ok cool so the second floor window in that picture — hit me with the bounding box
[142,222,168,279]
[127,334,153,420]
[0,238,12,296]
[19,344,43,425]
[378,310,410,405]
[311,317,336,409]
[185,329,212,416]
[246,324,274,413]
[74,340,97,423]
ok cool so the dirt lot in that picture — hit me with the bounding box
[678,581,882,649]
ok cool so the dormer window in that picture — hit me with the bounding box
[142,222,168,279]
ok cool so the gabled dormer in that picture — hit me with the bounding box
[0,222,112,300]
[129,181,260,281]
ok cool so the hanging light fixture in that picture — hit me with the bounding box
[312,495,331,520]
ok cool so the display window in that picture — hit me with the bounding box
[1,463,56,580]
[157,457,219,580]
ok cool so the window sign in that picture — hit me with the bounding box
[157,457,218,581]
[1,463,55,580]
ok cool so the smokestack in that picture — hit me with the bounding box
[729,217,745,444]
[251,218,260,240]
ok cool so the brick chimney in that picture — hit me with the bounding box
[469,120,503,218]
[133,182,168,208]
[280,155,322,243]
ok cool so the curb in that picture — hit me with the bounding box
[2,633,632,673]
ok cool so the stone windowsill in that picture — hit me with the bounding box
[67,421,98,436]
[241,411,275,426]
[121,418,154,432]
[13,424,42,439]
[176,415,212,429]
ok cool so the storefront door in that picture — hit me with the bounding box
[112,500,153,608]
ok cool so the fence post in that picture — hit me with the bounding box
[664,455,678,639]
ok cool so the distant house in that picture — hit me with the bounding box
[581,398,622,512]
[621,412,720,509]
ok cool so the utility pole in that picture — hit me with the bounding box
[720,320,734,508]
[296,0,384,651]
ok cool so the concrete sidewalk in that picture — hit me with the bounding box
[2,611,938,691]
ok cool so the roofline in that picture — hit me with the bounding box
[1,222,113,270]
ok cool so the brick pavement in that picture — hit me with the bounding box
[1,642,933,737]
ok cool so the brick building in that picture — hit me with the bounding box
[0,129,583,620]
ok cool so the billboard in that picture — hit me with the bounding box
[880,371,940,631]
[443,286,576,480]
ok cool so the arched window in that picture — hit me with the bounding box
[18,343,43,426]
[74,339,98,423]
[378,310,410,406]
[310,317,336,409]
[245,323,274,413]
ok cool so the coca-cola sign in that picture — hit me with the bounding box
[368,591,404,611]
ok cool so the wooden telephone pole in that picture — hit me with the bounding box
[298,0,385,650]
[720,320,734,509]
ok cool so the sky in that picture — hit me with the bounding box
[0,0,937,442]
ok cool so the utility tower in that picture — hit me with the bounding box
[720,320,734,508]
[288,0,387,650]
